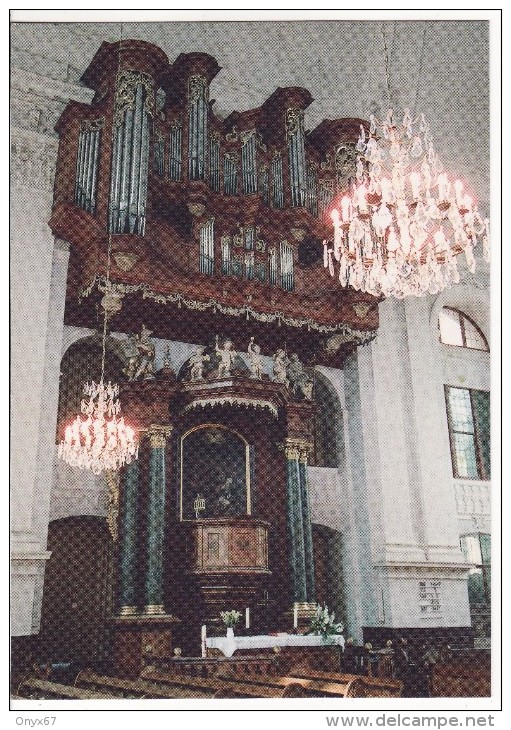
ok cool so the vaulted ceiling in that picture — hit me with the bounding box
[11,17,490,213]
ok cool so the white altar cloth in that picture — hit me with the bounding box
[206,633,345,658]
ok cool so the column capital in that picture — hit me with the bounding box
[147,424,173,449]
[281,438,312,462]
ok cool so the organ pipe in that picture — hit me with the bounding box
[286,109,307,208]
[74,119,102,215]
[188,75,208,180]
[108,70,154,235]
[241,130,257,195]
[168,123,182,181]
[271,152,284,208]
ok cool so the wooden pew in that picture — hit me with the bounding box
[141,665,352,698]
[75,669,211,699]
[17,678,113,700]
[145,654,280,679]
[287,668,403,697]
[144,667,360,698]
[429,659,491,697]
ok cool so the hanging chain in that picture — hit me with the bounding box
[413,22,428,118]
[381,22,393,109]
[100,23,124,384]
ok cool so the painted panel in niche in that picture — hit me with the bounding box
[181,426,250,520]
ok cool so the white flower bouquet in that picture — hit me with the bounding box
[308,603,344,637]
[220,610,242,628]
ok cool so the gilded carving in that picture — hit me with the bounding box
[320,153,333,171]
[81,274,379,342]
[352,303,371,319]
[188,74,208,104]
[148,425,172,449]
[184,397,278,419]
[334,142,358,189]
[285,108,304,139]
[283,438,312,462]
[80,117,104,132]
[105,469,120,542]
[225,126,239,142]
[240,128,257,145]
[114,69,155,127]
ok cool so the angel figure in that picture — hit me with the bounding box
[247,337,263,379]
[272,348,289,386]
[134,324,156,380]
[215,336,236,377]
[189,346,210,381]
[287,353,314,400]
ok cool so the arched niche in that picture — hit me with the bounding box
[313,369,344,468]
[56,334,125,442]
[179,424,252,521]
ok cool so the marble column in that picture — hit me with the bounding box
[143,425,172,615]
[118,459,140,616]
[298,447,315,602]
[285,440,307,603]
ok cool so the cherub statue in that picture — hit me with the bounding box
[272,348,289,386]
[215,335,236,377]
[134,324,156,380]
[247,337,263,379]
[189,346,210,381]
[122,332,140,381]
[287,353,314,400]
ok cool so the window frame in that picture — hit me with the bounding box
[438,307,489,351]
[460,533,491,606]
[444,385,490,481]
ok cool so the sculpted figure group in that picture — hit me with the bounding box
[122,328,313,399]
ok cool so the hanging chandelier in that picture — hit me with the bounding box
[323,30,490,299]
[58,378,138,475]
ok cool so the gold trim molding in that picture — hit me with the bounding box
[147,425,172,449]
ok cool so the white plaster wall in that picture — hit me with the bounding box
[10,70,94,636]
[381,570,471,628]
[337,284,491,631]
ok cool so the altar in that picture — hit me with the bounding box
[205,632,345,658]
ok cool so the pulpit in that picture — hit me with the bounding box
[182,518,270,623]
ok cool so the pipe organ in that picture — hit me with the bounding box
[50,40,381,662]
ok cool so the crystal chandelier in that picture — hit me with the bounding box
[58,238,139,474]
[323,30,490,299]
[58,379,138,475]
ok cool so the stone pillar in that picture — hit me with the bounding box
[298,447,315,602]
[143,425,172,615]
[118,459,140,616]
[284,440,307,603]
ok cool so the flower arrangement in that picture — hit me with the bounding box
[220,610,242,628]
[308,604,344,638]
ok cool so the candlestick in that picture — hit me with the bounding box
[245,607,250,629]
[293,604,298,629]
[201,624,207,658]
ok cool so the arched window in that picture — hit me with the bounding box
[438,307,489,351]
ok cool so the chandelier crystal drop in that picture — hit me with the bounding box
[58,379,138,475]
[324,109,490,299]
